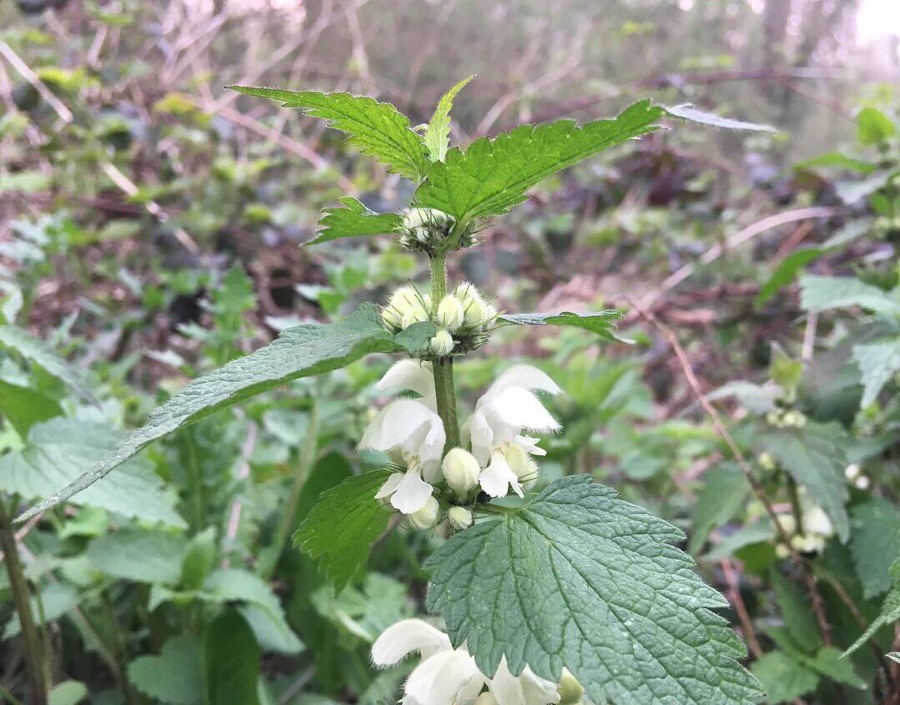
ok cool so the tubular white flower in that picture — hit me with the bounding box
[361,362,445,513]
[489,657,560,705]
[463,365,561,498]
[372,619,566,705]
[448,506,473,531]
[410,496,440,530]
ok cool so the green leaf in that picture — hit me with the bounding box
[850,497,900,599]
[309,197,403,246]
[48,681,88,705]
[228,86,428,179]
[17,304,402,522]
[3,582,80,639]
[425,476,762,705]
[852,337,900,408]
[807,647,866,689]
[415,100,663,222]
[204,569,302,654]
[0,378,62,436]
[0,325,97,404]
[689,463,750,554]
[206,610,261,705]
[498,310,628,343]
[756,422,850,542]
[86,528,189,584]
[664,104,777,132]
[424,75,475,162]
[770,571,822,651]
[843,582,900,657]
[800,275,900,319]
[128,635,204,705]
[181,527,217,592]
[0,419,184,527]
[857,107,896,146]
[751,651,819,703]
[293,469,393,592]
[755,248,824,306]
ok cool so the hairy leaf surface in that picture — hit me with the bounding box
[17,305,401,522]
[425,475,762,705]
[228,86,428,178]
[293,469,392,591]
[424,75,474,162]
[309,197,403,245]
[498,310,627,342]
[415,101,663,222]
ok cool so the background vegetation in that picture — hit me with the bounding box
[0,1,898,704]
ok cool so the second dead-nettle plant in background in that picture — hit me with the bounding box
[19,77,776,704]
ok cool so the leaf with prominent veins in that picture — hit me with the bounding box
[309,197,403,245]
[228,86,429,179]
[415,100,663,222]
[425,476,762,705]
[498,310,628,342]
[16,305,406,522]
[425,75,475,162]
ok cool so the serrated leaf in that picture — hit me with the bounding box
[204,569,302,654]
[86,528,189,584]
[498,310,628,342]
[309,197,403,246]
[206,610,261,705]
[850,497,900,599]
[664,104,777,132]
[424,75,475,162]
[756,422,850,542]
[416,100,663,222]
[128,635,204,705]
[0,325,97,404]
[800,275,900,319]
[770,571,822,650]
[808,647,867,689]
[755,248,824,306]
[228,86,427,179]
[0,419,184,527]
[844,582,900,657]
[689,463,750,554]
[0,378,62,436]
[293,469,392,592]
[425,475,762,705]
[852,337,900,408]
[751,651,819,703]
[17,304,402,522]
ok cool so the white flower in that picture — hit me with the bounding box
[410,496,440,530]
[384,286,430,331]
[372,619,484,705]
[456,282,497,329]
[464,365,561,498]
[372,619,561,705]
[361,361,445,514]
[442,448,481,497]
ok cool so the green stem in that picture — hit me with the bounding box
[0,497,47,705]
[430,254,460,453]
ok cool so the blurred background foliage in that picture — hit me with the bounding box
[0,1,899,704]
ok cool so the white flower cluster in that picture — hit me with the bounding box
[381,282,498,358]
[774,486,834,557]
[359,361,560,528]
[765,409,807,429]
[372,619,584,705]
[398,207,476,254]
[844,463,870,490]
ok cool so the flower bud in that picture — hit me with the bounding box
[399,208,456,253]
[436,294,465,331]
[442,448,480,497]
[401,303,430,330]
[757,452,775,471]
[429,329,454,356]
[844,463,861,481]
[410,496,439,530]
[775,543,790,559]
[854,475,870,490]
[448,506,473,531]
[791,533,825,554]
[774,513,796,537]
[801,505,833,537]
[557,668,585,705]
